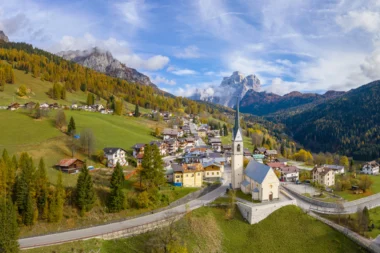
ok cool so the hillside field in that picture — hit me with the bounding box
[25,205,365,253]
[0,109,160,186]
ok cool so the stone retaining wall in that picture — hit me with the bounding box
[237,194,297,224]
[283,185,338,208]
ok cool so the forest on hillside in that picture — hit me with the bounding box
[0,41,212,115]
[283,81,380,160]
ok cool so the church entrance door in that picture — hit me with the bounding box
[269,192,273,201]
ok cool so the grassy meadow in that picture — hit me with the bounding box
[334,175,380,201]
[25,205,365,253]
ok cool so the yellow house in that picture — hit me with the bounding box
[203,162,224,180]
[172,163,204,187]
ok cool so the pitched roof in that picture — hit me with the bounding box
[241,180,250,187]
[163,128,178,135]
[133,143,146,149]
[267,162,286,168]
[322,164,344,171]
[244,160,271,184]
[103,147,126,155]
[265,150,278,155]
[57,158,82,167]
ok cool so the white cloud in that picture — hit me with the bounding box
[114,0,149,29]
[265,78,307,95]
[167,66,198,75]
[151,75,176,85]
[174,45,201,58]
[56,33,169,71]
[336,11,380,33]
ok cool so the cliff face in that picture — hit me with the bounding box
[58,48,157,88]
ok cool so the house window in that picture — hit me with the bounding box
[198,173,200,176]
[237,144,241,152]
[212,172,214,175]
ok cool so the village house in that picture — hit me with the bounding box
[182,125,191,135]
[71,104,78,110]
[163,128,179,140]
[243,148,252,157]
[209,137,222,152]
[222,145,232,153]
[164,162,173,183]
[24,102,36,109]
[7,102,20,111]
[322,164,345,174]
[150,141,168,156]
[264,150,278,161]
[240,160,280,201]
[197,128,207,138]
[254,147,267,154]
[185,137,195,148]
[165,139,179,154]
[103,148,128,168]
[362,161,380,175]
[202,161,224,181]
[136,153,144,167]
[312,166,335,187]
[132,143,146,158]
[279,166,299,182]
[40,103,49,109]
[55,158,85,174]
[172,163,204,187]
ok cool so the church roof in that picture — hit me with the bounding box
[241,180,250,187]
[244,160,271,184]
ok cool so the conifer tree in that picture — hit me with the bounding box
[15,153,35,222]
[223,124,228,136]
[0,197,19,253]
[134,104,140,117]
[107,162,125,212]
[67,116,76,136]
[141,145,165,188]
[48,172,65,222]
[76,162,96,214]
[61,87,66,100]
[35,158,48,219]
[23,191,35,226]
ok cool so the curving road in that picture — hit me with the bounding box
[19,167,231,249]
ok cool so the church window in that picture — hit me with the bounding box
[237,144,241,152]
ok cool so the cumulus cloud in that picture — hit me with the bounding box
[174,45,201,58]
[56,33,169,71]
[151,75,176,85]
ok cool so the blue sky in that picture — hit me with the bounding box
[1,0,380,95]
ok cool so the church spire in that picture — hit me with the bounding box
[233,97,241,140]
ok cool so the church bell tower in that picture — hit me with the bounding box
[231,97,244,189]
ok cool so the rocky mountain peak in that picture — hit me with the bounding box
[190,71,261,108]
[57,47,157,88]
[0,31,9,42]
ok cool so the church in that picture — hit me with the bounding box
[231,98,280,201]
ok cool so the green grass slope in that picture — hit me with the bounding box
[0,110,159,186]
[25,205,365,253]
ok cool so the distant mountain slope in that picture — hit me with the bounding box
[0,30,9,42]
[57,48,157,89]
[189,71,261,108]
[239,90,345,116]
[282,81,380,160]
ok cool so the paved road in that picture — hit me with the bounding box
[19,171,231,249]
[282,185,380,214]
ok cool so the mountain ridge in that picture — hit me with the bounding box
[189,71,261,108]
[57,47,159,90]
